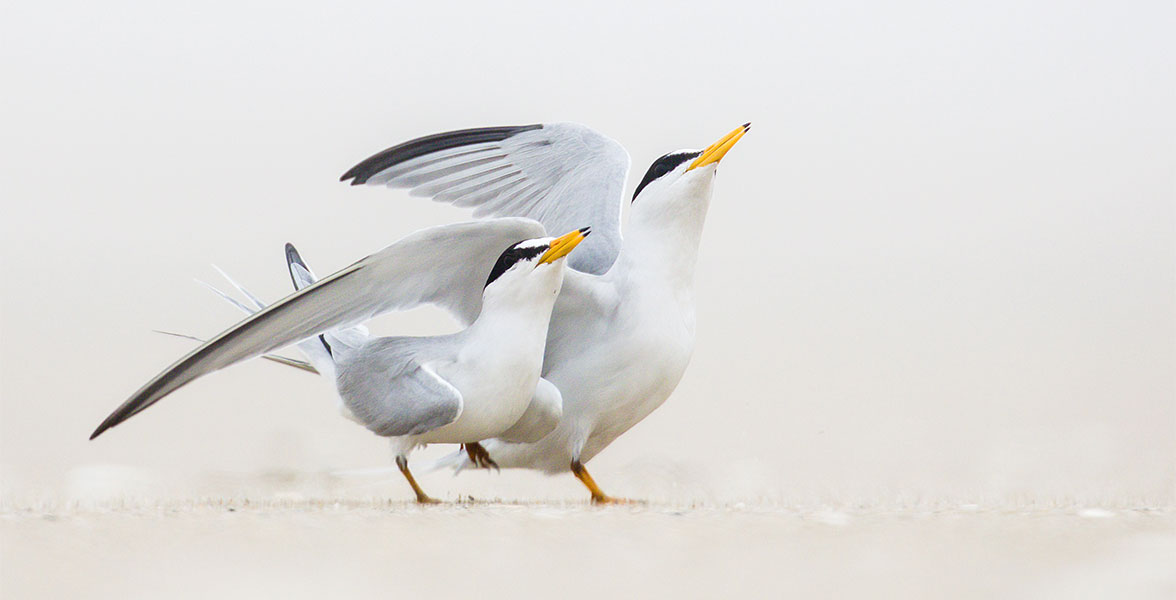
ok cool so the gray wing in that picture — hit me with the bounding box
[153,330,319,374]
[336,340,462,437]
[90,218,546,440]
[341,123,630,275]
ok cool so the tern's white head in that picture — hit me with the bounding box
[629,123,750,231]
[481,227,591,307]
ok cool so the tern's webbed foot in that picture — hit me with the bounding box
[463,442,500,471]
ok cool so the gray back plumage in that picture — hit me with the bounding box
[333,336,462,437]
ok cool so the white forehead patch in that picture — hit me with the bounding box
[484,237,554,288]
[514,237,554,251]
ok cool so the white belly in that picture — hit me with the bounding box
[416,353,543,444]
[543,288,696,461]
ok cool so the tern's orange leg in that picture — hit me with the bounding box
[571,460,635,505]
[396,455,440,504]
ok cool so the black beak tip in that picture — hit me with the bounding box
[579,226,592,237]
[742,122,751,131]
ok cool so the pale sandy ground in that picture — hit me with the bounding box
[3,494,1172,599]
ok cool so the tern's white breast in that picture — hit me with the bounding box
[546,274,696,450]
[418,301,554,444]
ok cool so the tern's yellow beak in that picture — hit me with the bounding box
[538,227,591,265]
[688,123,751,171]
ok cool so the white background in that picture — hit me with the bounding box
[1,0,1172,505]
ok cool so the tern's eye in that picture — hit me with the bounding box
[632,151,702,202]
[485,241,547,288]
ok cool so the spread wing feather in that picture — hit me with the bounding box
[90,218,546,439]
[342,123,630,275]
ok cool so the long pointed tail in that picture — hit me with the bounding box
[174,265,323,373]
[283,243,336,359]
[284,242,370,353]
[285,243,317,291]
[191,254,343,377]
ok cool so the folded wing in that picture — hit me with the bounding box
[335,340,463,437]
[341,123,630,275]
[90,218,546,439]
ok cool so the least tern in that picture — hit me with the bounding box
[91,220,589,502]
[341,122,749,502]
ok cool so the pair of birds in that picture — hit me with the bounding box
[90,122,751,503]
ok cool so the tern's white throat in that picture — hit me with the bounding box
[613,123,749,288]
[620,164,717,288]
[465,229,588,345]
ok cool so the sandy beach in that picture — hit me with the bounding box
[3,496,1172,599]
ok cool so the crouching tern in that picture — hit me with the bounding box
[91,220,589,503]
[341,122,750,502]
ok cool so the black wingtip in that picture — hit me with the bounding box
[89,418,114,440]
[339,124,543,188]
[340,166,365,185]
[339,163,364,184]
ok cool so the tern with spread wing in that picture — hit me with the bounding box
[341,122,749,502]
[91,221,589,503]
